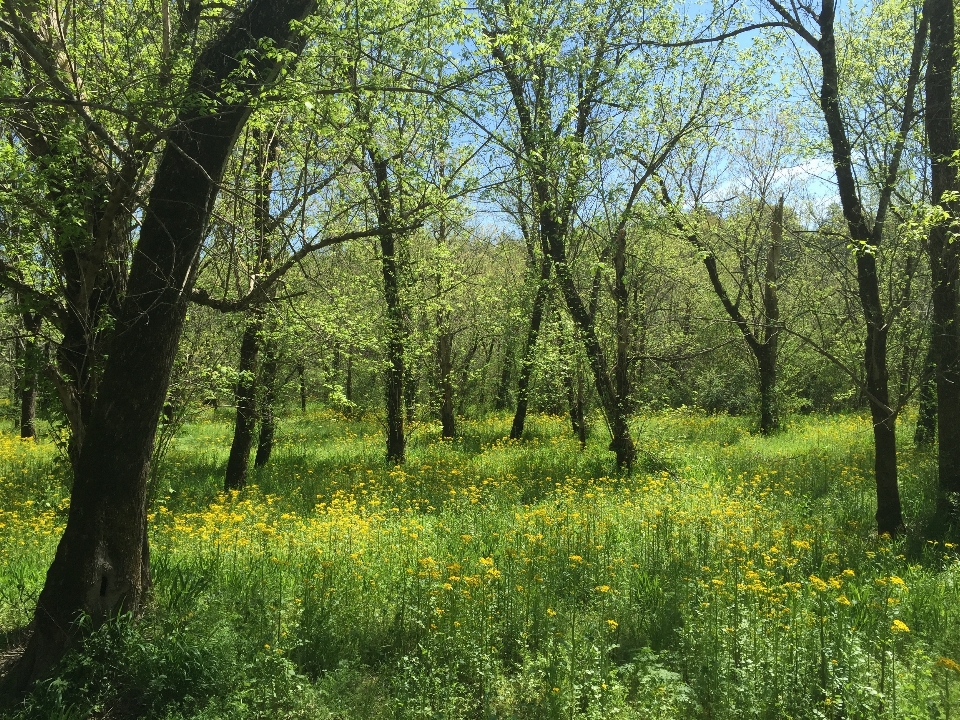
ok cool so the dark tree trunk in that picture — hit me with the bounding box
[552,255,636,469]
[224,127,277,488]
[613,228,632,439]
[915,341,937,446]
[759,198,783,435]
[438,329,456,438]
[0,0,314,694]
[225,319,261,490]
[812,0,922,533]
[564,363,586,447]
[510,257,551,439]
[255,342,278,468]
[18,311,42,439]
[926,0,960,497]
[371,155,406,464]
[866,325,902,534]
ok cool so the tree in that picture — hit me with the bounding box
[0,0,316,693]
[924,0,960,505]
[762,0,927,534]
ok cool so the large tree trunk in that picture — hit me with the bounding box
[510,257,551,439]
[926,0,960,498]
[0,0,315,694]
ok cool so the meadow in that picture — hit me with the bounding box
[0,408,958,719]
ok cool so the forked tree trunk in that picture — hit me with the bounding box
[553,259,636,469]
[926,0,960,498]
[0,0,314,695]
[510,257,551,439]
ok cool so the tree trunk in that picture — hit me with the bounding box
[866,325,903,534]
[371,155,406,464]
[810,0,920,533]
[758,345,777,436]
[926,0,960,497]
[255,341,277,468]
[225,127,277,488]
[759,197,783,435]
[18,311,41,439]
[915,341,937,446]
[438,329,456,438]
[613,228,632,438]
[510,257,551,439]
[564,362,586,447]
[225,319,261,490]
[552,257,636,469]
[0,0,315,694]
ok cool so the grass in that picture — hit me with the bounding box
[0,407,958,719]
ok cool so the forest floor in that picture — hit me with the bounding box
[0,408,958,719]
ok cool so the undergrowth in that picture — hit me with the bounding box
[0,409,958,719]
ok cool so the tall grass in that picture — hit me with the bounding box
[1,409,958,719]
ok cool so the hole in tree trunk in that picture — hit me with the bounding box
[100,576,108,597]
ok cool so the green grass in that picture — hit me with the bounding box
[1,408,958,719]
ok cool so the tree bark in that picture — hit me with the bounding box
[613,228,632,437]
[224,128,278,488]
[371,154,406,464]
[926,0,960,496]
[915,341,937,446]
[510,257,551,439]
[813,0,916,533]
[255,340,278,468]
[18,310,41,439]
[224,318,261,490]
[298,359,307,411]
[0,0,315,694]
[438,329,456,438]
[759,198,783,435]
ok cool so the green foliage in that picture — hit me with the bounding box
[1,411,958,718]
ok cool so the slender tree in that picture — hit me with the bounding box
[763,0,927,533]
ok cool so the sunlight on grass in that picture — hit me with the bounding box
[1,410,958,719]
